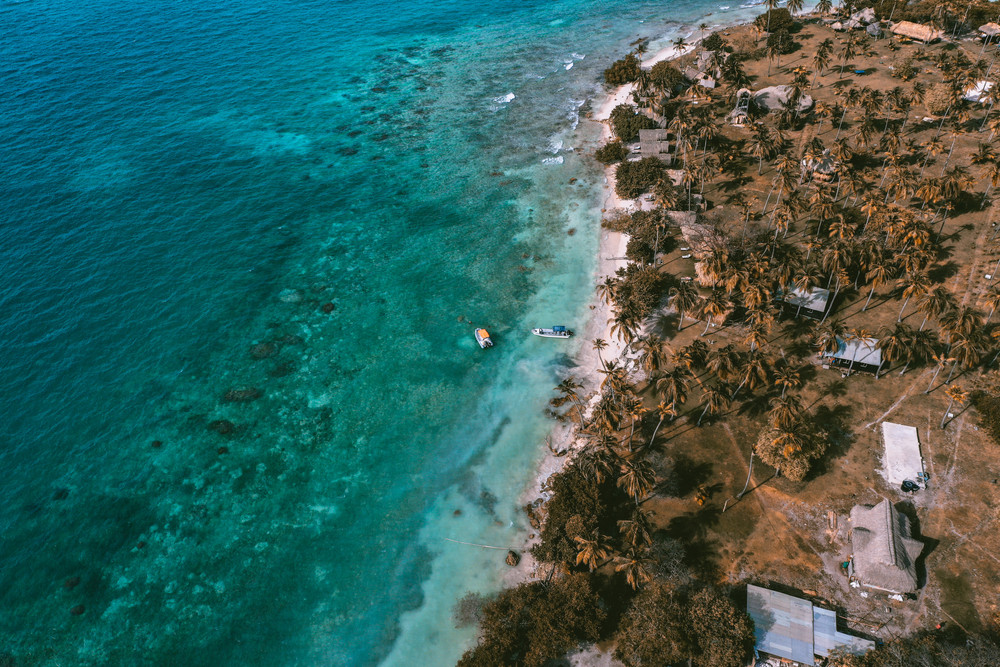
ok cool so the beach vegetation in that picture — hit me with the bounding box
[604,53,641,86]
[609,104,659,143]
[595,140,628,165]
[754,8,796,34]
[457,574,605,667]
[614,157,667,199]
[648,61,685,94]
[701,32,728,53]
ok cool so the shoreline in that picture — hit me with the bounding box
[504,40,698,588]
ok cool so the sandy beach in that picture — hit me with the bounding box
[505,42,693,590]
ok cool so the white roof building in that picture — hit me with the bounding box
[881,422,925,489]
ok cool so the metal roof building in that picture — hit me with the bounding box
[747,585,874,666]
[783,286,831,318]
[823,337,881,372]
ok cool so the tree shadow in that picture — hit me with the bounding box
[927,260,959,283]
[806,402,855,479]
[736,391,770,418]
[663,507,723,579]
[662,454,713,497]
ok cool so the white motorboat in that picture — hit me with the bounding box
[475,328,494,349]
[531,325,573,338]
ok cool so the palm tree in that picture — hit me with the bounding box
[699,290,731,336]
[621,393,647,451]
[877,323,913,377]
[618,458,656,505]
[697,384,730,426]
[839,33,858,79]
[618,509,653,549]
[768,394,803,430]
[592,337,610,370]
[773,362,802,398]
[596,276,617,306]
[637,334,667,374]
[648,400,676,448]
[613,548,653,590]
[655,367,691,414]
[925,351,956,393]
[556,376,586,417]
[815,319,846,357]
[899,327,938,375]
[982,285,1000,322]
[939,306,980,346]
[609,310,639,347]
[669,282,700,331]
[917,286,955,330]
[748,123,773,175]
[940,384,968,428]
[896,271,931,322]
[710,344,745,384]
[863,257,894,311]
[786,0,804,16]
[815,0,833,15]
[574,530,611,571]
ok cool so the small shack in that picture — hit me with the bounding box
[822,337,882,374]
[637,129,672,163]
[890,20,944,43]
[850,499,923,594]
[782,286,831,319]
[747,584,875,666]
[881,422,926,490]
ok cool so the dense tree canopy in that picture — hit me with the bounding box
[615,157,667,200]
[609,104,659,143]
[604,54,641,86]
[457,574,605,667]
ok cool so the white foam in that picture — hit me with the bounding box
[493,92,515,104]
[564,62,574,70]
[541,156,564,165]
[571,53,585,60]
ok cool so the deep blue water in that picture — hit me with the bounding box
[1,0,765,664]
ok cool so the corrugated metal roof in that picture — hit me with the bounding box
[748,585,875,665]
[825,337,882,367]
[747,585,816,665]
[784,286,830,313]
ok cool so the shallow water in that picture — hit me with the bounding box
[1,0,770,664]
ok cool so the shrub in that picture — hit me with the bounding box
[701,32,728,52]
[458,575,605,667]
[754,8,796,33]
[609,104,658,142]
[614,262,669,317]
[766,28,798,55]
[595,140,628,165]
[892,55,917,81]
[615,157,667,200]
[924,82,954,115]
[649,61,686,92]
[604,54,641,86]
[972,390,1000,446]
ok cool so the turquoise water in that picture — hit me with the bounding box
[1,1,767,664]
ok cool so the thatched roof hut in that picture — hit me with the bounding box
[850,499,923,594]
[890,21,944,43]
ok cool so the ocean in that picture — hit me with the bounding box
[1,0,772,664]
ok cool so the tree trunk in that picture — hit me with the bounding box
[737,450,755,498]
[940,397,956,429]
[864,285,876,310]
[898,295,910,322]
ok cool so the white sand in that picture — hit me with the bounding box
[507,43,697,589]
